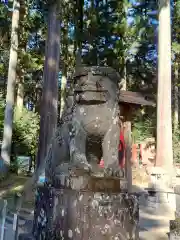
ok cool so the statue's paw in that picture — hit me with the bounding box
[103,168,125,178]
[72,161,92,173]
[104,168,113,177]
[113,169,125,178]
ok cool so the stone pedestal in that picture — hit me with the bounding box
[170,219,180,239]
[169,200,180,239]
[148,167,176,213]
[32,171,139,240]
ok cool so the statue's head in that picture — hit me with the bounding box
[73,66,120,105]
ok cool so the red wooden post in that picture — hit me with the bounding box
[132,144,138,166]
[124,121,132,193]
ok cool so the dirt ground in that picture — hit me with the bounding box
[0,174,34,212]
[132,166,151,188]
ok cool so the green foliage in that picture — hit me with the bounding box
[173,128,180,163]
[132,106,156,143]
[0,0,178,168]
[0,100,39,159]
[132,114,180,164]
[12,107,40,157]
[0,101,39,176]
[172,42,180,54]
[132,117,155,143]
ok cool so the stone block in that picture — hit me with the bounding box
[148,166,176,190]
[18,233,35,240]
[170,234,180,240]
[170,219,180,236]
[32,182,139,239]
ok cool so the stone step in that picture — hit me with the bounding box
[139,231,169,240]
[140,210,174,221]
[139,194,176,221]
[139,207,175,235]
[18,233,35,240]
[139,217,170,233]
[139,194,175,239]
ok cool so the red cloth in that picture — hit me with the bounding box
[119,131,125,168]
[99,131,126,168]
[99,159,104,168]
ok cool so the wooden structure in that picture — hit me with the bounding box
[118,90,154,192]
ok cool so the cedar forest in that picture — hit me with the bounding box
[0,0,179,174]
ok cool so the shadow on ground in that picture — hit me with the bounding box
[0,174,34,211]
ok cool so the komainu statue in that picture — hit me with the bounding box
[44,66,123,185]
[22,66,123,192]
[21,66,139,240]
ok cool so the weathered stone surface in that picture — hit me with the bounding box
[18,233,35,240]
[24,66,126,202]
[43,66,122,186]
[170,219,180,236]
[47,165,126,191]
[147,167,176,215]
[170,234,180,240]
[30,66,140,239]
[148,166,176,190]
[33,184,139,240]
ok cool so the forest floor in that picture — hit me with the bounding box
[0,174,34,239]
[0,174,34,210]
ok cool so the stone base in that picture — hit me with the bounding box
[148,166,176,190]
[169,234,180,240]
[170,219,180,239]
[51,166,127,192]
[18,233,35,240]
[148,166,176,214]
[32,185,139,240]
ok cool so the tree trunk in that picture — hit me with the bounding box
[124,121,132,193]
[60,75,67,118]
[121,58,127,91]
[121,1,128,91]
[1,0,20,170]
[36,2,60,169]
[156,0,173,169]
[16,3,28,113]
[74,0,84,66]
[16,76,24,111]
[59,14,68,119]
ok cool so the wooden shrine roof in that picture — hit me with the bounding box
[119,90,155,106]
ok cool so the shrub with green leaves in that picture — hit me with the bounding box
[132,118,155,143]
[12,107,40,158]
[132,111,180,164]
[132,108,156,143]
[173,128,180,163]
[0,99,39,172]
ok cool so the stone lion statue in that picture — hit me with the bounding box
[23,66,123,191]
